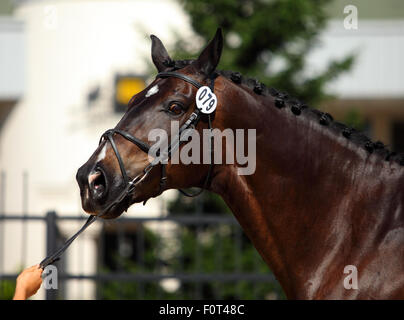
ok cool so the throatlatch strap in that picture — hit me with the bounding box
[178,74,216,197]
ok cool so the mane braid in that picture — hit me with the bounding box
[171,60,404,166]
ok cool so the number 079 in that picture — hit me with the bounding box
[196,86,217,114]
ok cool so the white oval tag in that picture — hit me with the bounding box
[196,86,217,114]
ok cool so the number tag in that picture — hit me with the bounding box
[196,86,217,114]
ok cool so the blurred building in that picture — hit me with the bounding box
[0,0,403,299]
[318,0,404,151]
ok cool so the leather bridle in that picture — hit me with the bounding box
[99,71,215,200]
[39,70,216,269]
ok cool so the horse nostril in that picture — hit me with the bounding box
[88,170,107,198]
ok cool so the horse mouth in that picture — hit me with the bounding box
[81,190,130,220]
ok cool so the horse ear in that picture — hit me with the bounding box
[193,28,223,76]
[150,35,173,72]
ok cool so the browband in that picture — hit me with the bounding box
[157,72,203,89]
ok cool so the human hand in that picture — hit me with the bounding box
[13,264,43,300]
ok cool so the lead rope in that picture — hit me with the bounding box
[39,159,156,269]
[39,215,96,269]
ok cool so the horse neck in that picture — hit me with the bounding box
[209,76,404,298]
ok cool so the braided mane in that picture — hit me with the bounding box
[167,59,404,166]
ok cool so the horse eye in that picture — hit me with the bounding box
[167,102,183,115]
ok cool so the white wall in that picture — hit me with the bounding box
[0,17,25,100]
[307,20,404,99]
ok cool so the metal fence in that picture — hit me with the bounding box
[0,210,282,300]
[0,172,281,300]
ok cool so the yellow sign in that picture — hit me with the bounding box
[115,77,146,105]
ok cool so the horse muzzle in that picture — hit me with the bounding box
[76,163,110,214]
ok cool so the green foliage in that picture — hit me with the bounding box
[168,191,231,215]
[343,109,367,131]
[99,221,284,299]
[172,225,285,299]
[0,280,15,300]
[99,227,176,299]
[0,266,24,300]
[174,0,354,106]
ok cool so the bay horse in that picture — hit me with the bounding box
[76,29,404,299]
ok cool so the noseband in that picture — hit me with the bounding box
[99,71,216,202]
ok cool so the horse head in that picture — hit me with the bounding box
[76,29,223,219]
